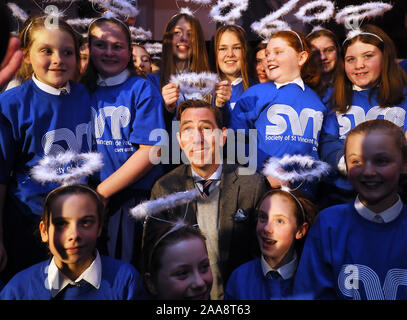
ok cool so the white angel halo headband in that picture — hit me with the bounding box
[250,0,299,40]
[170,72,219,100]
[249,0,305,51]
[335,2,392,44]
[130,189,200,268]
[30,151,104,207]
[209,0,249,25]
[293,0,335,36]
[342,31,384,45]
[30,151,103,186]
[262,154,331,221]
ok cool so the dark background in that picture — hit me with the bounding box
[4,0,407,58]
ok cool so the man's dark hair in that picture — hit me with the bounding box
[176,99,223,129]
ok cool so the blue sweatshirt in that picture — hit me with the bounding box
[0,255,144,300]
[0,79,93,216]
[229,81,327,171]
[293,202,407,300]
[319,88,407,190]
[225,258,294,300]
[91,75,167,190]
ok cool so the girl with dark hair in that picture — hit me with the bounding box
[306,28,341,97]
[319,24,407,206]
[254,42,268,84]
[225,188,316,300]
[142,217,213,300]
[147,13,231,117]
[1,185,143,299]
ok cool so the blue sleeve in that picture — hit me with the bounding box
[125,266,146,300]
[293,214,338,300]
[0,283,17,300]
[228,94,256,132]
[224,269,239,300]
[146,73,160,91]
[319,110,344,169]
[129,80,167,147]
[111,261,146,300]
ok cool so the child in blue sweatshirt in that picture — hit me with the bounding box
[229,30,326,195]
[82,16,167,265]
[225,188,316,300]
[319,24,407,207]
[294,119,407,300]
[0,184,143,300]
[0,16,93,281]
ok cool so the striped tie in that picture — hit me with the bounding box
[267,270,282,280]
[60,88,68,95]
[198,179,213,198]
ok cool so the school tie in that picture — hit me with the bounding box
[60,88,68,95]
[267,270,282,280]
[373,214,384,223]
[197,179,214,199]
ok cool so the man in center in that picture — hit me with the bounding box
[149,99,267,300]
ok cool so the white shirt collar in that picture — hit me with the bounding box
[47,250,102,298]
[97,69,130,86]
[32,75,71,95]
[191,164,222,182]
[274,77,305,91]
[354,195,402,223]
[231,77,242,86]
[353,84,369,91]
[260,252,298,280]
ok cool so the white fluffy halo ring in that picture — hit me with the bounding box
[294,0,335,24]
[209,0,249,24]
[129,189,199,220]
[31,151,103,186]
[335,2,392,25]
[170,72,219,100]
[262,154,330,184]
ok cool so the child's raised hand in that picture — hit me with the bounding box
[0,37,23,89]
[162,83,180,112]
[215,80,232,107]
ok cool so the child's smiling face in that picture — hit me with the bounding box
[90,21,131,78]
[346,130,407,212]
[26,27,77,88]
[150,237,213,300]
[256,193,307,268]
[40,192,101,278]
